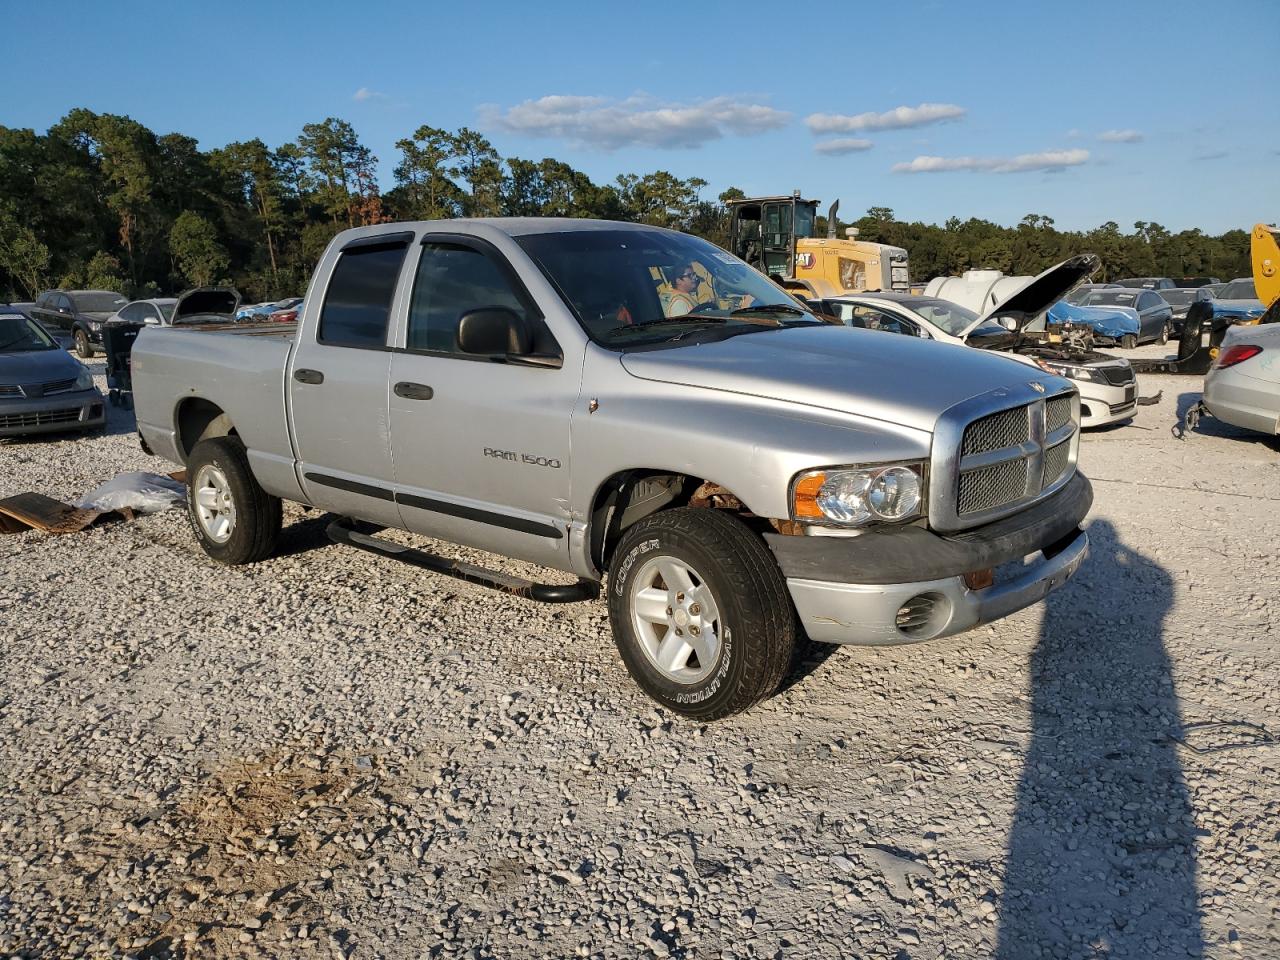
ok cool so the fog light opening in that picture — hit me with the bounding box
[895,591,953,640]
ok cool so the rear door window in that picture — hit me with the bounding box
[318,239,410,348]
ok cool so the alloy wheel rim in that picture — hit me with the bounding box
[193,464,236,543]
[629,555,722,684]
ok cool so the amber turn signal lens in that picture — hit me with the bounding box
[792,472,826,519]
[963,568,994,590]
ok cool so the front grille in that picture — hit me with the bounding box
[962,407,1029,456]
[958,458,1029,515]
[1042,439,1071,487]
[42,377,78,395]
[0,385,19,398]
[0,408,82,429]
[1045,396,1072,433]
[1098,364,1135,387]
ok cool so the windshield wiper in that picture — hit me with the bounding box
[730,303,807,317]
[605,315,730,337]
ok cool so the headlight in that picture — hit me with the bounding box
[75,368,94,390]
[792,463,924,526]
[89,320,103,330]
[1035,359,1101,382]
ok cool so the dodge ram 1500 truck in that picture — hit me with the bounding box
[131,218,1092,719]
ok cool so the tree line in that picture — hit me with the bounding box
[0,108,1253,303]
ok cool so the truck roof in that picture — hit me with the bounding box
[340,217,672,240]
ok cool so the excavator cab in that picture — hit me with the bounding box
[727,193,818,281]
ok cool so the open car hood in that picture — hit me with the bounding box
[172,286,241,324]
[958,254,1100,341]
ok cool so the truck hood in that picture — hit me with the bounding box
[173,287,241,324]
[958,254,1101,340]
[619,326,1058,433]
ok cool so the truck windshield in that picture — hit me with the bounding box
[516,228,824,348]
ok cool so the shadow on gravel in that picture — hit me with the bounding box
[1176,391,1280,449]
[274,511,343,558]
[997,519,1204,959]
[776,637,843,694]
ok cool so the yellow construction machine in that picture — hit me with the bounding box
[726,193,910,297]
[1252,222,1279,322]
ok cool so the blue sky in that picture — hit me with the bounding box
[4,0,1276,233]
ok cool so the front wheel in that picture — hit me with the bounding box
[1120,333,1138,350]
[74,329,93,358]
[185,437,282,565]
[1158,322,1170,345]
[607,508,795,720]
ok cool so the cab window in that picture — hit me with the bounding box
[318,239,410,348]
[407,243,531,354]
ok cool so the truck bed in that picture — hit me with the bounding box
[131,322,300,497]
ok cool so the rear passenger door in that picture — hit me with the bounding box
[287,232,413,526]
[386,235,574,568]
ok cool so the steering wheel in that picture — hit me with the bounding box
[687,301,722,315]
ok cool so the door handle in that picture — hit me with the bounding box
[394,381,434,400]
[294,368,324,385]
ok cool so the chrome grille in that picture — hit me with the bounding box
[961,407,1029,456]
[1042,439,1071,487]
[1098,364,1135,386]
[958,458,1029,515]
[1046,396,1072,433]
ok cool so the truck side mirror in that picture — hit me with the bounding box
[457,307,532,356]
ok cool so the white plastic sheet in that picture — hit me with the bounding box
[75,471,186,514]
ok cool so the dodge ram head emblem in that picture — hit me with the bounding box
[1030,381,1046,393]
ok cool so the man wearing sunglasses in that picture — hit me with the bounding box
[663,263,700,317]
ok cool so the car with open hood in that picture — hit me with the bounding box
[171,287,242,325]
[816,255,1140,427]
[29,289,128,358]
[129,218,1092,719]
[0,306,105,437]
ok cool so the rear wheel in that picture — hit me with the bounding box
[607,507,795,720]
[185,436,281,564]
[1120,333,1138,350]
[74,329,93,358]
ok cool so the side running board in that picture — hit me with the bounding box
[325,518,600,604]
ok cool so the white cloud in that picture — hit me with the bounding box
[814,138,874,155]
[485,94,790,150]
[353,87,388,102]
[892,148,1090,174]
[805,103,966,134]
[1098,129,1144,143]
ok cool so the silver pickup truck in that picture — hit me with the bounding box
[132,218,1091,719]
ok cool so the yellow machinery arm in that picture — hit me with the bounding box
[1252,223,1279,308]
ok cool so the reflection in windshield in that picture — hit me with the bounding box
[74,292,127,313]
[906,298,980,335]
[1161,290,1195,306]
[0,314,58,352]
[1218,280,1257,300]
[517,228,823,348]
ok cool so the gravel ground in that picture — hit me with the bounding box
[1,349,1277,959]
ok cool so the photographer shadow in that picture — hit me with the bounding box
[996,519,1204,958]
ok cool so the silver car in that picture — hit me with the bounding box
[1199,323,1280,437]
[111,298,179,326]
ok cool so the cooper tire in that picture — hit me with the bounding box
[186,437,281,565]
[607,507,795,720]
[74,330,93,358]
[1121,334,1138,350]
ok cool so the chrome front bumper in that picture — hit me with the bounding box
[786,528,1088,645]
